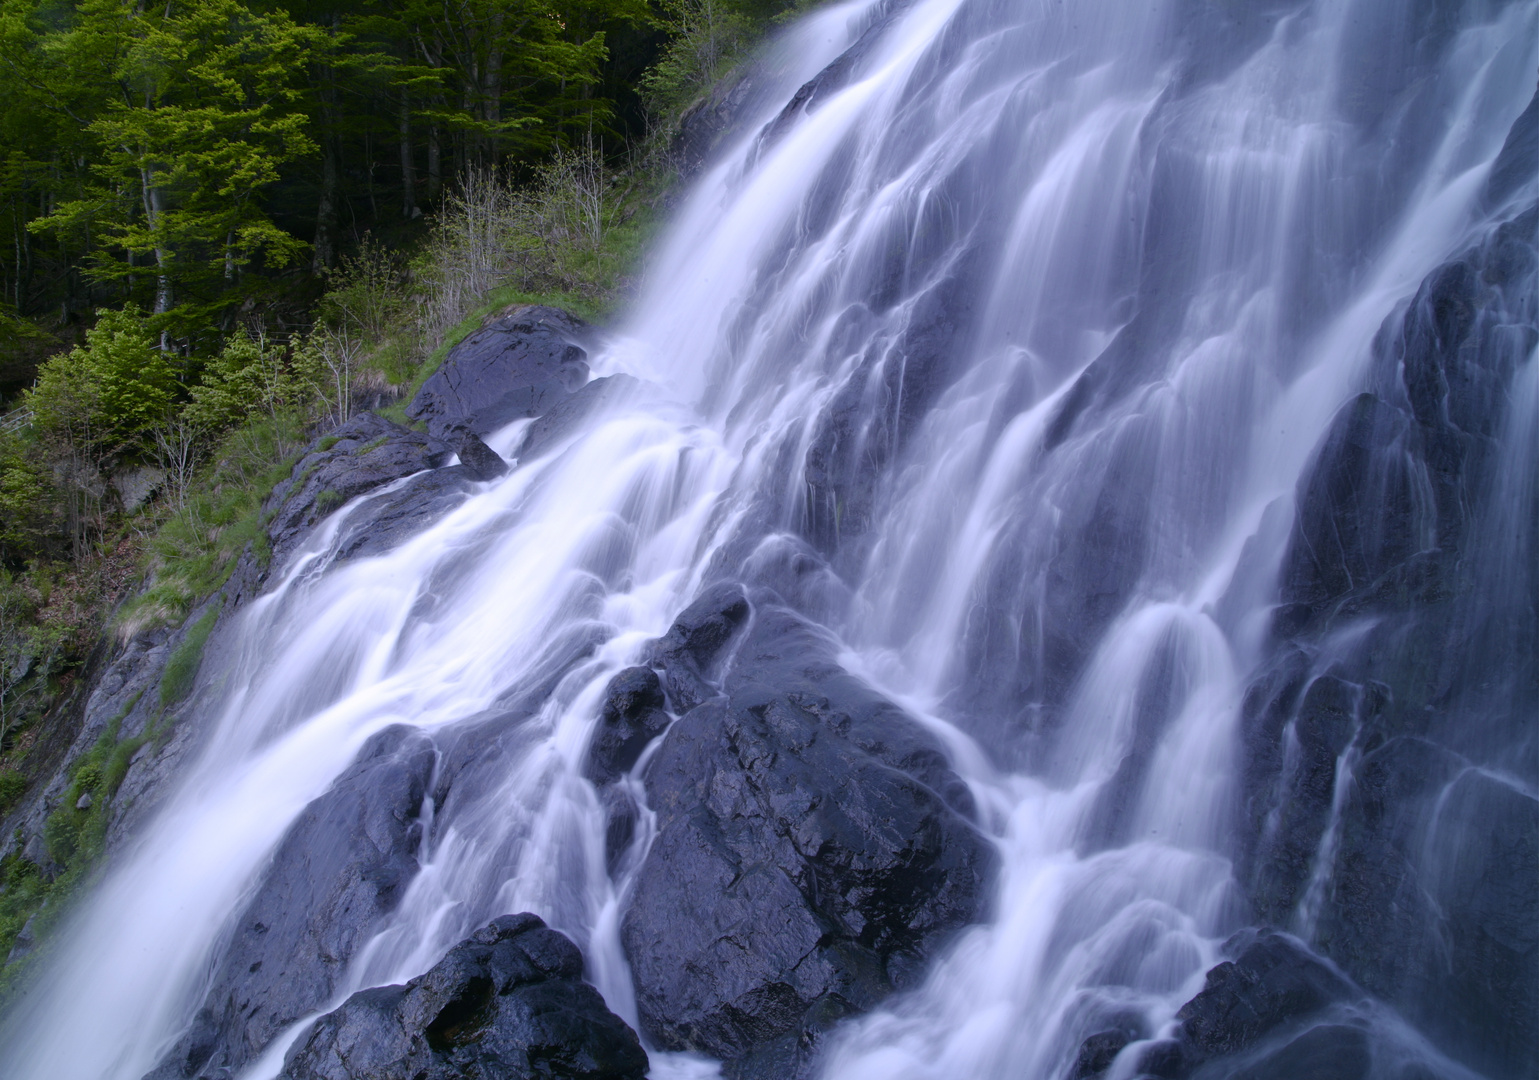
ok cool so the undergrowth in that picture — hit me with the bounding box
[117,414,306,635]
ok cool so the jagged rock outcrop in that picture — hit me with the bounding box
[264,412,453,568]
[144,726,437,1079]
[1068,930,1368,1080]
[620,585,995,1079]
[1237,93,1538,1078]
[279,914,648,1080]
[584,666,670,788]
[2,302,607,896]
[405,305,592,442]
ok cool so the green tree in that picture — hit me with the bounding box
[32,0,325,336]
[25,305,174,554]
[183,329,316,432]
[0,427,52,560]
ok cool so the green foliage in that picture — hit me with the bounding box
[26,305,173,455]
[78,308,176,440]
[640,0,756,116]
[0,767,25,810]
[118,410,302,632]
[158,603,218,707]
[29,0,325,326]
[183,330,318,432]
[641,0,805,121]
[0,429,53,558]
[0,854,48,977]
[0,568,63,746]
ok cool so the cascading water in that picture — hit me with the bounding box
[2,1,1534,1079]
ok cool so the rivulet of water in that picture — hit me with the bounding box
[1,0,1533,1078]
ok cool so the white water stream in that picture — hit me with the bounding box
[2,0,1534,1078]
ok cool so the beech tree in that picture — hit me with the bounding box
[27,0,325,337]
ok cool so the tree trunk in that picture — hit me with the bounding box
[399,94,418,219]
[312,35,342,274]
[314,136,339,272]
[428,122,442,203]
[140,162,173,348]
[484,10,504,160]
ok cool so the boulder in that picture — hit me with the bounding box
[406,306,592,442]
[622,593,994,1079]
[585,666,671,787]
[330,467,478,562]
[143,726,436,1080]
[452,430,508,482]
[279,913,648,1080]
[1241,192,1539,1079]
[642,581,752,711]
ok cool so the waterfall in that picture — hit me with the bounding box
[2,0,1534,1078]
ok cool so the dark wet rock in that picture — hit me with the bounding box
[1312,746,1539,1080]
[264,413,450,568]
[1127,931,1363,1079]
[1245,674,1371,921]
[751,1,904,163]
[516,374,640,462]
[1241,190,1538,1079]
[1069,1019,1144,1079]
[331,467,479,561]
[1280,392,1421,623]
[453,430,508,481]
[406,306,592,442]
[279,913,647,1080]
[622,596,994,1078]
[1221,1023,1371,1080]
[585,666,670,787]
[1175,930,1359,1067]
[670,37,830,185]
[143,726,436,1080]
[643,582,752,711]
[1481,82,1536,211]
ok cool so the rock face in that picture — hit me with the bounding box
[516,373,640,463]
[1074,930,1364,1080]
[621,586,995,1079]
[1238,179,1539,1080]
[279,914,648,1080]
[264,412,452,568]
[144,727,437,1080]
[406,306,592,442]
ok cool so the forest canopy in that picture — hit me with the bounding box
[0,0,789,380]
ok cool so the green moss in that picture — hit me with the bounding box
[316,435,341,451]
[158,606,220,708]
[72,761,102,793]
[314,488,346,515]
[355,435,389,455]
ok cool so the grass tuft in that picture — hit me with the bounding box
[158,606,220,709]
